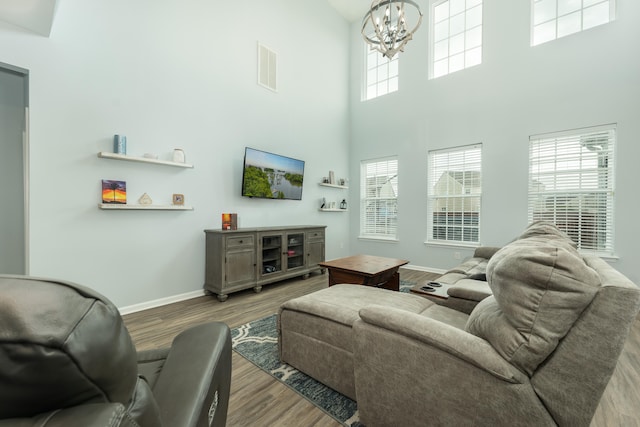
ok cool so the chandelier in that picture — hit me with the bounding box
[361,0,423,60]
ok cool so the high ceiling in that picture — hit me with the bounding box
[0,0,56,36]
[0,0,366,38]
[328,0,371,23]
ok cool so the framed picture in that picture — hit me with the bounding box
[102,180,126,204]
[172,193,184,205]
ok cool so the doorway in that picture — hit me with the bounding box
[0,63,29,274]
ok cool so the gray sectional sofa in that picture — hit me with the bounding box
[278,222,640,426]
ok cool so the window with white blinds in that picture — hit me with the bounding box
[360,157,399,240]
[528,125,616,255]
[427,144,482,244]
[364,41,399,101]
[531,0,616,46]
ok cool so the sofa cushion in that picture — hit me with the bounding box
[465,235,600,375]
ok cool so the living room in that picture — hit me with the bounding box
[1,0,639,425]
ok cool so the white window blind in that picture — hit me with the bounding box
[360,157,398,239]
[431,0,483,79]
[528,125,616,255]
[531,0,616,46]
[427,144,482,244]
[364,40,399,101]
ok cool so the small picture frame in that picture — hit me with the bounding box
[172,193,184,205]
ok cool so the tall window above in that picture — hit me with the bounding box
[431,0,483,79]
[528,125,616,255]
[360,157,399,240]
[364,42,399,100]
[427,144,482,244]
[532,0,616,46]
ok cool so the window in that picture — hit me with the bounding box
[431,0,483,79]
[528,125,616,255]
[531,0,616,46]
[360,157,399,239]
[364,42,399,100]
[427,144,482,244]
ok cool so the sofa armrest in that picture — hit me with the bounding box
[446,279,492,302]
[0,403,139,427]
[151,322,232,427]
[357,306,518,382]
[474,246,501,259]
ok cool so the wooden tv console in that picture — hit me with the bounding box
[204,225,326,301]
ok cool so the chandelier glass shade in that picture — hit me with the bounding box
[361,0,423,59]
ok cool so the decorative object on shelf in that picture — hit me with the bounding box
[340,199,347,210]
[101,180,126,204]
[172,193,184,206]
[322,177,329,184]
[222,213,238,230]
[361,0,423,60]
[320,197,326,209]
[329,171,335,185]
[138,193,153,205]
[339,178,346,186]
[172,148,186,163]
[113,135,127,154]
[143,153,158,159]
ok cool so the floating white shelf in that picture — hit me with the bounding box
[318,208,348,212]
[99,204,193,211]
[98,152,194,168]
[319,182,348,189]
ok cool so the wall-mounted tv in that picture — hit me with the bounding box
[241,147,305,200]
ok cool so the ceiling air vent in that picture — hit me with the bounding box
[257,42,277,92]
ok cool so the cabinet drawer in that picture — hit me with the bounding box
[306,230,325,242]
[226,235,254,249]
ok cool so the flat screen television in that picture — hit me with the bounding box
[241,147,305,200]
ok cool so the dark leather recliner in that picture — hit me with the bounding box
[0,275,232,427]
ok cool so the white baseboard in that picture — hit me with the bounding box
[118,265,444,315]
[118,289,205,315]
[403,264,447,275]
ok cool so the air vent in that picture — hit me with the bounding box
[257,43,277,92]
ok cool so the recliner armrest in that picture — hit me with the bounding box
[0,403,140,427]
[446,279,492,302]
[473,246,501,259]
[151,322,232,427]
[357,305,521,382]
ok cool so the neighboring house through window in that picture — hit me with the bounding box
[360,157,399,240]
[364,42,399,100]
[427,144,482,244]
[528,124,616,255]
[531,0,616,46]
[430,0,483,79]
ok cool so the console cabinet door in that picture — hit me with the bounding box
[225,235,256,287]
[306,228,325,269]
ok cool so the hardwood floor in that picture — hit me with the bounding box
[122,269,640,427]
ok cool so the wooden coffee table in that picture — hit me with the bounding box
[319,254,409,291]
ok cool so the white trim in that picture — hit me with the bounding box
[118,289,205,315]
[402,264,447,275]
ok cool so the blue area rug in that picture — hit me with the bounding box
[230,280,415,426]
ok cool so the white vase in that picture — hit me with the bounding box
[173,149,185,163]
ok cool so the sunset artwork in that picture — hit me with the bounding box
[102,180,127,204]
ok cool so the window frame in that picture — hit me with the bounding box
[527,124,616,256]
[530,0,617,46]
[359,156,399,241]
[429,0,484,79]
[363,40,399,101]
[427,144,482,246]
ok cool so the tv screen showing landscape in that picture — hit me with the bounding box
[241,147,305,200]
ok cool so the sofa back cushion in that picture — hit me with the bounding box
[465,226,600,375]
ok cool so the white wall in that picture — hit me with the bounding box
[0,0,350,307]
[349,0,640,284]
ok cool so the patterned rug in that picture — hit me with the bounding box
[230,280,416,427]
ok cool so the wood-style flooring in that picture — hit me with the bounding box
[122,268,640,427]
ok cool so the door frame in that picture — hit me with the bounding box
[1,61,30,274]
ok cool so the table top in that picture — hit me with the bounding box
[319,254,409,276]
